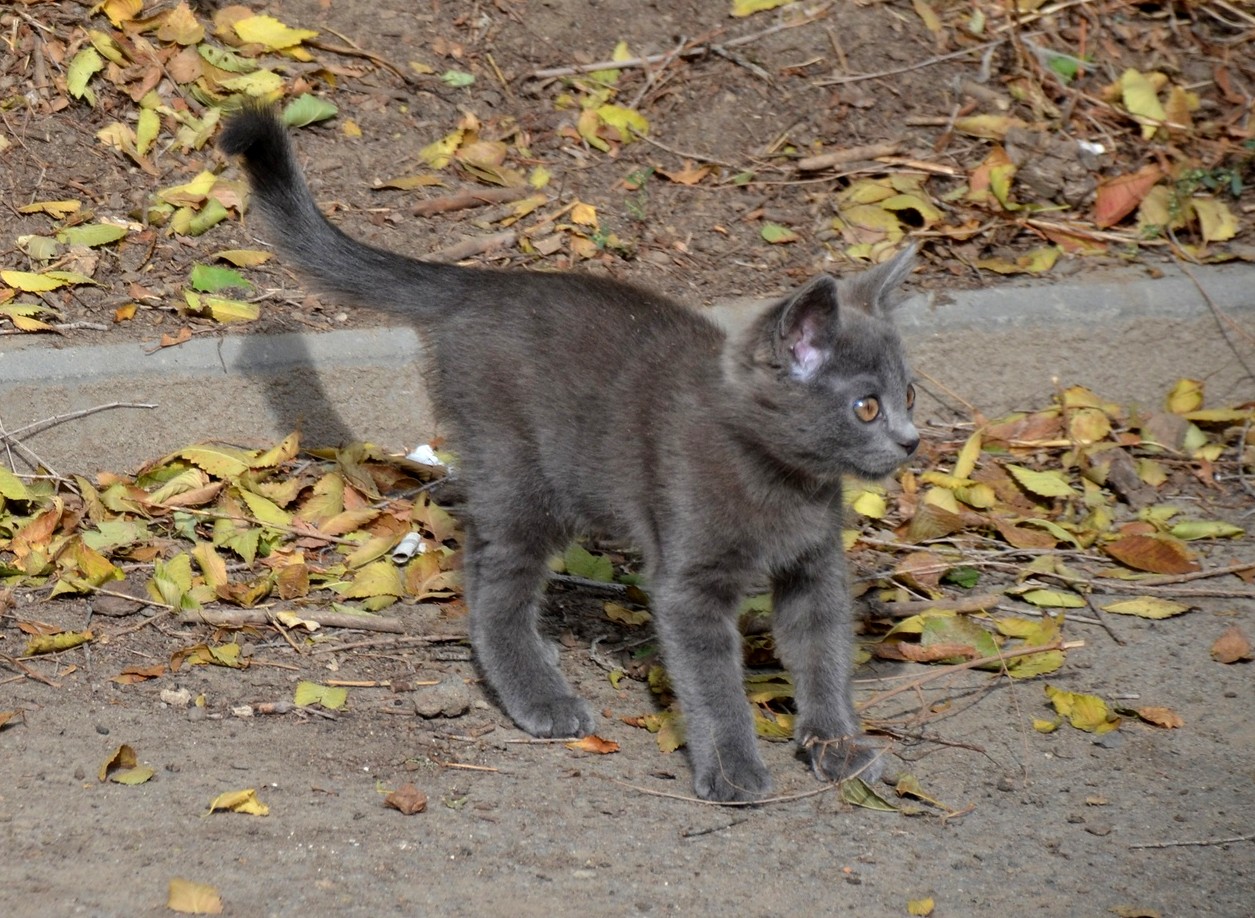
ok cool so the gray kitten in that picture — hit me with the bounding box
[221,107,919,802]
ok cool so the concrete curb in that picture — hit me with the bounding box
[2,263,1251,474]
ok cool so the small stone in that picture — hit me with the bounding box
[413,679,472,719]
[997,775,1018,792]
[1085,823,1113,837]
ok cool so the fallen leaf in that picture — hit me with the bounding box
[565,735,621,754]
[385,782,428,815]
[99,743,139,781]
[207,788,269,816]
[1102,597,1191,619]
[908,897,936,917]
[605,601,651,626]
[1006,464,1077,499]
[1135,706,1183,729]
[1104,534,1198,574]
[1044,684,1120,734]
[294,681,348,710]
[1210,624,1251,663]
[1094,166,1162,228]
[167,878,223,915]
[731,0,796,15]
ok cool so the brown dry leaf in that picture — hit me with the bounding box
[1094,165,1162,228]
[565,734,621,755]
[1104,534,1199,574]
[111,663,168,684]
[98,743,138,782]
[385,782,429,815]
[658,160,713,185]
[1210,624,1252,663]
[167,878,223,915]
[1136,706,1184,729]
[159,327,193,348]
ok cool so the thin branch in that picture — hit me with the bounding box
[178,608,405,633]
[814,40,1004,86]
[2,402,158,442]
[1129,832,1255,850]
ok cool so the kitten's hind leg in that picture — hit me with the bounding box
[771,545,886,785]
[463,525,595,738]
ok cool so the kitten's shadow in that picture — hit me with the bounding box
[234,330,360,448]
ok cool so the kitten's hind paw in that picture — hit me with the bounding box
[511,696,596,739]
[805,734,887,786]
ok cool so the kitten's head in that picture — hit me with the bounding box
[731,245,919,483]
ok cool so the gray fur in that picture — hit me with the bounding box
[220,106,920,802]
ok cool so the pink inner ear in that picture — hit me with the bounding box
[789,315,826,379]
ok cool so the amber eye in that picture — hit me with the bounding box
[853,396,880,423]
[906,383,916,410]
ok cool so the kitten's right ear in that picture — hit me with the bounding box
[775,275,840,381]
[840,242,918,318]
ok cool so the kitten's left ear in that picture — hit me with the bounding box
[839,242,918,318]
[775,274,840,381]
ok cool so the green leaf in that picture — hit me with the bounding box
[136,107,160,157]
[942,566,980,589]
[1044,684,1120,734]
[441,69,476,88]
[1168,519,1244,541]
[283,94,339,128]
[840,777,898,811]
[0,466,33,501]
[67,48,104,105]
[563,543,614,582]
[760,222,799,244]
[731,0,796,16]
[189,264,251,293]
[56,223,129,248]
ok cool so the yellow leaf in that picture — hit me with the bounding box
[731,0,796,15]
[207,788,270,816]
[1020,589,1086,608]
[17,200,81,218]
[294,680,348,710]
[851,487,887,519]
[908,897,936,917]
[233,14,318,50]
[1120,69,1167,139]
[98,743,138,782]
[1191,197,1238,243]
[952,430,982,479]
[167,878,223,915]
[596,103,649,140]
[238,488,293,527]
[102,0,142,28]
[176,445,252,478]
[2,270,66,292]
[1006,464,1076,499]
[1033,716,1062,733]
[156,2,205,45]
[211,248,273,267]
[1165,378,1204,414]
[1044,684,1120,734]
[605,601,652,626]
[341,559,405,598]
[25,629,93,655]
[953,114,1027,140]
[111,765,155,785]
[570,202,598,227]
[1102,597,1191,619]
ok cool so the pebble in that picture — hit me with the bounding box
[413,679,472,719]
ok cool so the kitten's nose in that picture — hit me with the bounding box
[896,429,920,456]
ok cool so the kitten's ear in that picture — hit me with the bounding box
[839,242,918,318]
[776,275,840,381]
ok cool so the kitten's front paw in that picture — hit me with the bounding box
[694,756,772,803]
[805,734,887,785]
[512,696,596,739]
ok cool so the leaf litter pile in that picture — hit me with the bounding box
[0,0,1253,866]
[2,0,1254,343]
[3,373,1252,814]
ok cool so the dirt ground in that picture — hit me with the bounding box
[2,1,1254,916]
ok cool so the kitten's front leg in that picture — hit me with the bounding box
[652,571,771,803]
[771,545,885,785]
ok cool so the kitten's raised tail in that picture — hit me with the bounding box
[219,104,454,314]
